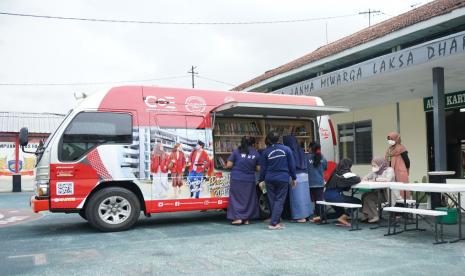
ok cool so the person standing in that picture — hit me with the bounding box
[385,132,410,198]
[187,141,209,198]
[283,135,312,223]
[151,142,170,199]
[307,143,328,223]
[324,159,361,226]
[259,132,297,230]
[226,136,260,225]
[168,143,186,197]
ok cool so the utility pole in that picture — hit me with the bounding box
[359,9,381,27]
[187,66,198,88]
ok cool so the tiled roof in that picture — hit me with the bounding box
[0,112,65,133]
[233,0,465,91]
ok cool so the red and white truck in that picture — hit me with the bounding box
[20,86,347,231]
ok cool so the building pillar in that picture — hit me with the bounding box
[432,67,447,171]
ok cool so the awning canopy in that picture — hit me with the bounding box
[211,102,349,118]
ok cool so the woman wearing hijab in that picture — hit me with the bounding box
[361,157,396,223]
[283,135,312,223]
[324,158,361,226]
[226,136,260,225]
[168,143,186,197]
[385,132,410,198]
[307,143,328,223]
[151,141,170,199]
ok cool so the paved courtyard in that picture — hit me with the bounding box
[1,192,464,276]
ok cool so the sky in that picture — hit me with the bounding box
[0,0,434,114]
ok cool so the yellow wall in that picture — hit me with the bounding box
[330,98,428,182]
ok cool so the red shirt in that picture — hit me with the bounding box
[188,150,209,173]
[150,153,169,173]
[168,151,186,174]
[206,158,214,176]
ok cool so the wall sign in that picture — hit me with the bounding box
[274,31,465,96]
[423,90,465,112]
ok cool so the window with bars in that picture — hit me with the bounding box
[338,121,372,164]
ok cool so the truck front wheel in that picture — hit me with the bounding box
[85,187,141,232]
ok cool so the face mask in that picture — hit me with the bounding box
[372,166,379,173]
[387,140,396,146]
[196,145,201,150]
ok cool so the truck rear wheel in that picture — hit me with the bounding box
[85,187,140,232]
[258,190,271,219]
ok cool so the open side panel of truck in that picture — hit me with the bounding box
[210,102,349,169]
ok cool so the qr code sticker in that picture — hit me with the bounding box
[57,182,74,195]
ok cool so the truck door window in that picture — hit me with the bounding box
[59,112,132,162]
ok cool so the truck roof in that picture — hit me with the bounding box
[77,86,327,126]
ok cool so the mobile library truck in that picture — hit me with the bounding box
[21,86,348,231]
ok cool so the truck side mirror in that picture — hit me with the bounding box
[19,127,29,147]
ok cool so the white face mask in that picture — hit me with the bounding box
[196,145,201,150]
[372,166,379,173]
[387,140,396,146]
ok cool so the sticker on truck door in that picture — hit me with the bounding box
[56,182,74,195]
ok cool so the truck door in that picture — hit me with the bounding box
[51,111,135,210]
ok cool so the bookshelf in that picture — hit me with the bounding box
[213,117,314,168]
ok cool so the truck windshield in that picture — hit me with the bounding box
[43,109,73,149]
[35,110,73,164]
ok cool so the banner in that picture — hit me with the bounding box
[0,141,38,176]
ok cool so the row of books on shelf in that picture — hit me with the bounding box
[265,125,309,136]
[215,121,261,135]
[214,140,239,153]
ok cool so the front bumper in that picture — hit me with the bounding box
[30,196,49,213]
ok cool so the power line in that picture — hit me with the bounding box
[381,11,393,17]
[196,75,236,87]
[0,11,359,25]
[0,75,189,86]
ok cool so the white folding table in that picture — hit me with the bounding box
[389,183,465,243]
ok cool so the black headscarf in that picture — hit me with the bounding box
[334,158,353,175]
[311,143,322,167]
[326,158,359,189]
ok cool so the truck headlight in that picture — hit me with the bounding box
[35,179,49,197]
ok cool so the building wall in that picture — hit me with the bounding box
[330,98,428,183]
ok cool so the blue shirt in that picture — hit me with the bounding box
[307,153,327,187]
[228,148,260,182]
[259,144,297,183]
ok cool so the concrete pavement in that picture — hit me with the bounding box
[0,192,465,276]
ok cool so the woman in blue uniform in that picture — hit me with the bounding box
[283,135,312,223]
[259,132,297,230]
[226,136,260,225]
